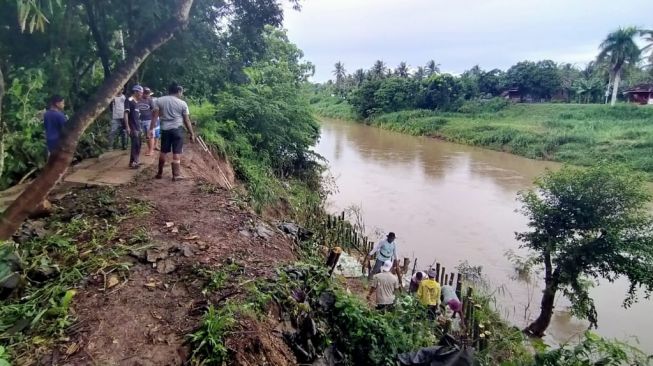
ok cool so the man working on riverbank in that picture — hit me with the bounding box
[366,260,400,311]
[365,232,398,281]
[151,82,195,180]
[417,269,441,319]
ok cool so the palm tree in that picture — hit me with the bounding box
[353,69,366,86]
[640,29,653,66]
[425,60,440,76]
[371,60,386,79]
[413,66,425,81]
[333,61,346,85]
[395,62,409,78]
[597,27,641,106]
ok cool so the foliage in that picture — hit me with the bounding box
[531,331,651,366]
[195,27,321,210]
[188,305,236,365]
[506,60,562,101]
[517,164,653,333]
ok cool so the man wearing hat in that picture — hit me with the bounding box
[124,85,144,169]
[417,269,442,319]
[137,87,156,156]
[366,260,400,311]
[365,232,398,281]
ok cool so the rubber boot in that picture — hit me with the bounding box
[171,161,184,181]
[155,159,165,179]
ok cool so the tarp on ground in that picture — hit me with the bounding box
[397,346,474,366]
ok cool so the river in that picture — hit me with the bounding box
[314,117,653,353]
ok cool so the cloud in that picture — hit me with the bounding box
[283,0,653,81]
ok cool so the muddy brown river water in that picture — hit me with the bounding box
[315,117,653,352]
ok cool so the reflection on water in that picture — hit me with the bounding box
[315,118,653,352]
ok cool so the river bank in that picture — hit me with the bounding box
[314,117,653,356]
[311,96,653,178]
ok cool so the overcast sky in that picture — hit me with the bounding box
[282,0,653,82]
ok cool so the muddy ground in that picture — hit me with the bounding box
[38,146,299,365]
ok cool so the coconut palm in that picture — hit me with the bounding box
[597,27,641,106]
[425,60,440,76]
[640,29,653,65]
[371,60,386,79]
[413,66,425,81]
[395,62,409,78]
[353,69,366,86]
[333,61,346,85]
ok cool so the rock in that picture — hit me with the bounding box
[146,249,169,263]
[156,258,177,274]
[238,229,251,238]
[254,221,275,239]
[107,274,120,288]
[182,245,194,257]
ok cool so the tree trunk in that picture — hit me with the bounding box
[0,66,5,180]
[83,0,114,79]
[610,70,621,106]
[525,251,558,337]
[0,0,195,240]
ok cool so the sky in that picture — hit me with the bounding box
[282,0,653,82]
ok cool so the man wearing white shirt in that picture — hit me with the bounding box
[365,232,399,280]
[108,89,127,150]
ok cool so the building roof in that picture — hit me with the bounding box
[623,84,653,94]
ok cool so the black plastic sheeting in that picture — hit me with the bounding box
[397,336,474,366]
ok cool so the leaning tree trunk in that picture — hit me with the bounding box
[525,281,557,336]
[525,252,558,337]
[610,70,621,106]
[0,66,5,180]
[0,0,195,240]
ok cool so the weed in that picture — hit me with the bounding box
[189,305,236,365]
[127,200,152,218]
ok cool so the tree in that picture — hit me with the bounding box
[370,60,386,79]
[597,27,641,106]
[517,165,653,337]
[425,60,440,76]
[413,66,425,81]
[506,60,561,101]
[0,0,195,239]
[333,61,347,94]
[395,61,409,78]
[353,68,365,86]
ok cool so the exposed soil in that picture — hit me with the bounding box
[46,146,298,365]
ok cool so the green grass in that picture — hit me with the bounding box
[309,95,357,120]
[312,99,653,178]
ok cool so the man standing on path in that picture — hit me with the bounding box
[138,87,155,156]
[151,82,195,181]
[43,95,67,155]
[124,85,144,169]
[365,232,399,280]
[366,260,400,311]
[109,89,127,150]
[417,269,441,319]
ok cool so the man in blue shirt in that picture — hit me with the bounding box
[43,95,67,154]
[365,232,399,280]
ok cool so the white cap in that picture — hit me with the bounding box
[381,260,393,272]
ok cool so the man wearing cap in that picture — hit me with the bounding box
[417,269,442,319]
[137,87,156,156]
[366,260,400,311]
[124,85,144,169]
[365,232,398,280]
[151,82,195,180]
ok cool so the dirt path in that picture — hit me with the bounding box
[49,146,297,365]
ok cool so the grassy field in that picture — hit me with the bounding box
[311,97,653,177]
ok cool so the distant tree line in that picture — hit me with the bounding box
[323,27,653,118]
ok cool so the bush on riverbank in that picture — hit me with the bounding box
[311,97,653,177]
